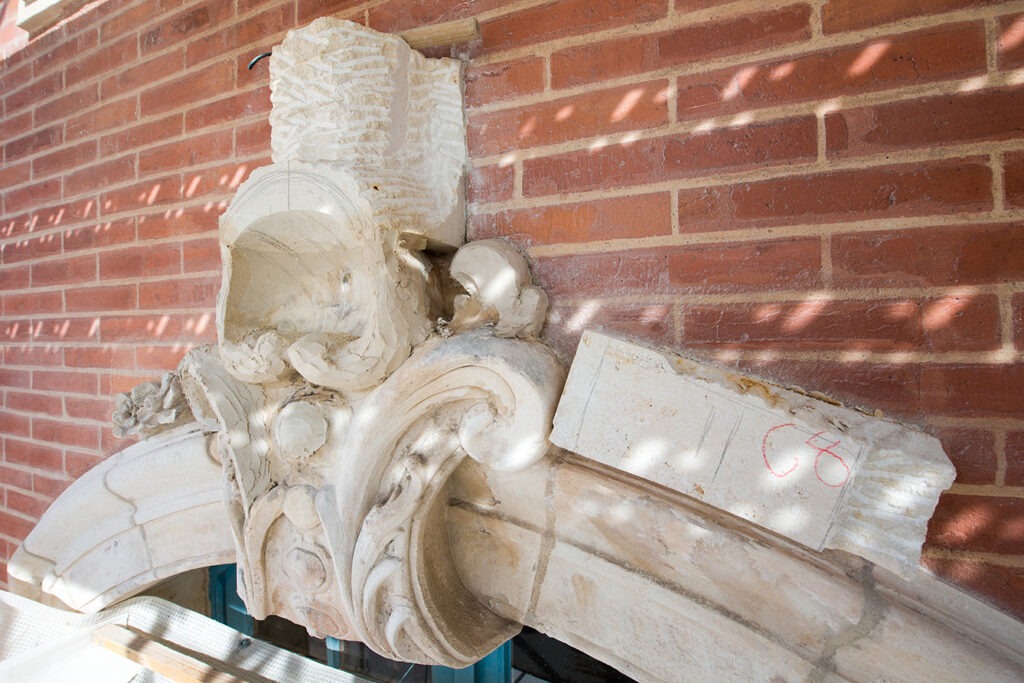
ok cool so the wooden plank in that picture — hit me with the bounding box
[400,18,479,49]
[93,623,271,683]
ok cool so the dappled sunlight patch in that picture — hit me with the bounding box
[923,294,971,331]
[1000,16,1024,52]
[847,41,891,77]
[781,297,828,333]
[610,88,645,122]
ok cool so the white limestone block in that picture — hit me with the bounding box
[550,331,956,577]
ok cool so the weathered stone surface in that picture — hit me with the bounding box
[447,457,1024,682]
[8,424,233,612]
[550,330,955,577]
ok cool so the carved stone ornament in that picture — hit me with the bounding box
[10,17,1024,682]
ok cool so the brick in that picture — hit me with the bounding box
[999,14,1024,69]
[5,125,62,162]
[65,34,138,87]
[1006,151,1024,208]
[188,3,295,68]
[33,369,98,395]
[0,61,32,93]
[184,86,271,131]
[5,180,62,216]
[669,238,823,293]
[65,284,137,313]
[29,317,101,343]
[826,87,1024,157]
[65,451,103,479]
[531,238,820,298]
[0,265,30,290]
[0,110,31,142]
[366,0,506,33]
[99,244,181,280]
[5,71,63,114]
[823,0,1003,34]
[0,369,31,390]
[66,97,137,141]
[7,391,62,416]
[299,0,362,23]
[544,302,675,360]
[31,141,99,181]
[65,396,115,423]
[140,1,232,55]
[734,358,922,418]
[481,0,666,52]
[35,84,101,128]
[524,117,817,197]
[65,156,136,198]
[683,295,999,352]
[137,206,218,240]
[183,237,221,272]
[1,320,32,343]
[0,161,31,190]
[101,49,185,101]
[1004,430,1024,485]
[6,489,49,519]
[138,275,220,309]
[235,119,271,158]
[100,114,184,155]
[102,314,185,342]
[31,473,71,500]
[4,291,62,317]
[467,164,514,206]
[101,0,184,41]
[471,193,672,245]
[101,176,182,216]
[140,61,233,117]
[0,412,31,439]
[64,219,136,252]
[3,346,62,367]
[32,26,98,76]
[138,130,233,175]
[551,5,811,89]
[469,81,669,156]
[64,345,134,369]
[180,163,253,202]
[136,345,191,371]
[927,493,1024,554]
[0,510,35,541]
[920,364,1024,417]
[833,223,1024,288]
[679,160,992,231]
[465,58,545,108]
[678,24,986,121]
[32,418,99,450]
[0,464,33,491]
[2,231,62,263]
[32,198,98,231]
[924,557,1024,622]
[31,254,97,287]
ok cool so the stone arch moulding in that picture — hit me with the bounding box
[9,18,1024,682]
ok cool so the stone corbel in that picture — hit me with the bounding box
[9,18,1024,682]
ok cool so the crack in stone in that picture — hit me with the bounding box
[807,564,886,682]
[524,458,561,624]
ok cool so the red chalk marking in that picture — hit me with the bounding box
[807,431,850,487]
[762,422,798,478]
[761,424,850,488]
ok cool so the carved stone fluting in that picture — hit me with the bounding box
[111,372,192,438]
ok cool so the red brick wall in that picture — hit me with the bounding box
[2,0,1024,620]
